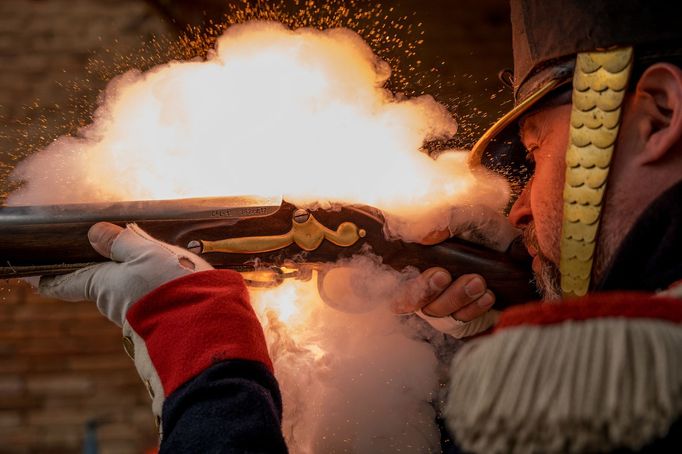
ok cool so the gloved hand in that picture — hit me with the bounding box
[39,222,214,326]
[36,221,271,441]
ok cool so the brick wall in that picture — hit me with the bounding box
[0,282,158,453]
[0,1,173,452]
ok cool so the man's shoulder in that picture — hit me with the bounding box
[445,287,682,453]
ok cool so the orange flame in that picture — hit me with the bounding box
[9,22,505,216]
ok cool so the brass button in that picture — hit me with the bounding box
[122,336,135,360]
[145,379,155,399]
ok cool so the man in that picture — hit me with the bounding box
[38,0,682,452]
[412,0,682,452]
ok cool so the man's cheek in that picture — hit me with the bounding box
[537,229,559,265]
[531,199,563,266]
[545,217,563,265]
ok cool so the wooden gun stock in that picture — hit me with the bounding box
[0,197,539,309]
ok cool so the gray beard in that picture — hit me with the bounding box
[523,223,562,300]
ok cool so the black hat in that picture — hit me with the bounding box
[469,0,682,182]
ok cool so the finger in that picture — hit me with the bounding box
[88,222,124,259]
[449,290,496,322]
[38,263,113,302]
[105,223,214,273]
[109,223,160,262]
[420,274,488,318]
[39,263,128,326]
[392,267,452,314]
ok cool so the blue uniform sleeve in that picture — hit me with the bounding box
[160,359,288,453]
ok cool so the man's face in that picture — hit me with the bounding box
[508,101,572,299]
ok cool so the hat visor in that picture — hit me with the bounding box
[468,78,564,171]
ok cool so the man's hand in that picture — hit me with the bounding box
[390,205,517,338]
[39,222,213,326]
[393,266,495,320]
[395,267,498,338]
[403,268,494,319]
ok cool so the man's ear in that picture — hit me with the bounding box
[631,63,682,165]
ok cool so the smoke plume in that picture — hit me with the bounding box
[8,22,507,225]
[9,21,513,452]
[251,256,460,453]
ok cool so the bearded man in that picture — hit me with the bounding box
[403,0,682,451]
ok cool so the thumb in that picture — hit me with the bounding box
[88,222,124,259]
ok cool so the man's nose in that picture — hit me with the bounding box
[508,182,533,228]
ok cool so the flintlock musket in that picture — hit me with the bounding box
[0,196,538,309]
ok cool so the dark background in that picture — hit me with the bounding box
[0,1,510,452]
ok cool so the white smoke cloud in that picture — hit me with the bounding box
[7,20,514,452]
[252,256,460,453]
[7,22,507,233]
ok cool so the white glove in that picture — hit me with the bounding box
[39,222,213,326]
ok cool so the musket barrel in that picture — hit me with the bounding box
[0,196,281,225]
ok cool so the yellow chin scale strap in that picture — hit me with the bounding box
[560,47,633,297]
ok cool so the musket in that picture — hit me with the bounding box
[0,196,539,308]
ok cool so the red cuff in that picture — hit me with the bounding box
[126,270,272,397]
[497,291,682,331]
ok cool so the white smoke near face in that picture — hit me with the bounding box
[7,20,513,452]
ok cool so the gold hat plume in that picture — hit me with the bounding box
[560,47,633,296]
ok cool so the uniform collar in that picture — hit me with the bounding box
[597,180,682,292]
